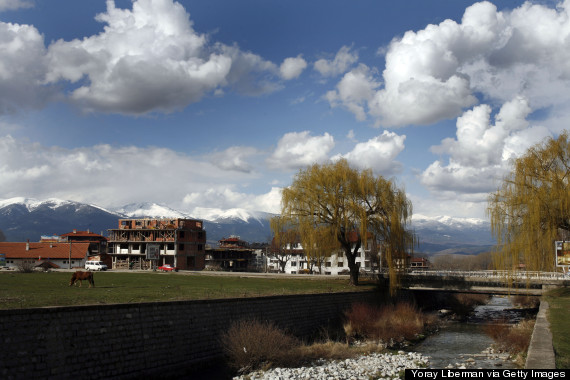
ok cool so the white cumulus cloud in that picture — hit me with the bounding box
[325,64,380,121]
[183,186,282,215]
[314,45,358,77]
[0,22,53,114]
[0,134,261,209]
[332,131,405,176]
[420,97,552,197]
[280,55,307,80]
[267,131,335,170]
[43,0,281,114]
[326,1,570,128]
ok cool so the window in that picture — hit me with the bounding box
[167,243,174,250]
[179,231,185,239]
[179,244,184,251]
[325,262,332,267]
[291,261,297,267]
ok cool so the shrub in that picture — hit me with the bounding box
[221,319,299,373]
[511,295,540,309]
[483,318,510,342]
[448,294,489,317]
[343,302,381,341]
[17,261,35,273]
[343,302,432,346]
[484,319,535,355]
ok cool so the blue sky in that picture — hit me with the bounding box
[0,0,567,220]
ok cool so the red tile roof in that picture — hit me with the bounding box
[0,242,90,259]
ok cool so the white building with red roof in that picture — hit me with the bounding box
[0,241,90,270]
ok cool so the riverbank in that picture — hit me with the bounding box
[233,352,429,380]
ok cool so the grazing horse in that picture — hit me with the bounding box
[69,271,95,288]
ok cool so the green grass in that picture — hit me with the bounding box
[544,287,570,369]
[0,271,375,310]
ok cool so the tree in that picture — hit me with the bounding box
[269,216,299,273]
[298,222,337,274]
[280,159,415,288]
[487,131,570,272]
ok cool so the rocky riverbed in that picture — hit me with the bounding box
[233,351,429,380]
[232,347,517,380]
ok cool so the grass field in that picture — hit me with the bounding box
[0,271,375,310]
[544,287,570,369]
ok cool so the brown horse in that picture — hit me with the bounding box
[69,271,95,288]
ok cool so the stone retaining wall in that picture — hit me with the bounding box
[0,291,381,380]
[525,300,556,369]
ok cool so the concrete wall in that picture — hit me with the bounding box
[0,291,381,380]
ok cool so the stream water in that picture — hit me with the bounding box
[411,296,532,369]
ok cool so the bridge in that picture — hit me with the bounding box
[388,270,569,295]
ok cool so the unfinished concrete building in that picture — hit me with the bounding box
[107,218,206,270]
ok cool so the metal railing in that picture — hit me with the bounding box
[405,270,568,281]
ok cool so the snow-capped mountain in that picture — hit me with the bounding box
[411,214,495,255]
[0,197,120,242]
[116,202,190,219]
[0,197,495,254]
[192,207,271,225]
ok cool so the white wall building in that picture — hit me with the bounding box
[267,240,377,275]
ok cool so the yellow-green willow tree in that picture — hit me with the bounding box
[487,131,570,272]
[280,159,415,288]
[298,221,338,274]
[269,216,300,273]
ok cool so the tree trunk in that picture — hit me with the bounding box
[339,233,361,286]
[345,246,360,286]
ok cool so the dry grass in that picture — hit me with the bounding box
[511,295,540,309]
[221,319,388,373]
[484,319,535,355]
[221,319,300,373]
[222,302,440,373]
[449,294,489,317]
[343,302,437,347]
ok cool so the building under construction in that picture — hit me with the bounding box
[205,235,256,271]
[107,218,206,270]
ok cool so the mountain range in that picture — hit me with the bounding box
[0,197,495,255]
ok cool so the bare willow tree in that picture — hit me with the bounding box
[487,131,570,272]
[281,159,415,289]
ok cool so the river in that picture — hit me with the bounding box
[411,296,531,369]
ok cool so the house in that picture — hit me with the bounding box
[267,237,377,275]
[409,257,430,270]
[205,236,255,271]
[0,241,90,270]
[59,230,110,268]
[106,218,206,270]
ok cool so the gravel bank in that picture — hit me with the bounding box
[233,351,429,380]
